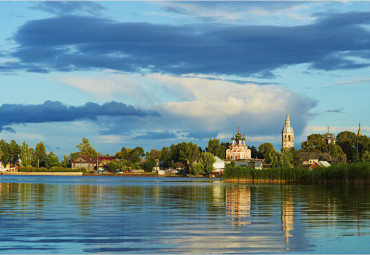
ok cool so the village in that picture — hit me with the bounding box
[1,113,366,177]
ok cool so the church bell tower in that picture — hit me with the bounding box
[282,113,294,149]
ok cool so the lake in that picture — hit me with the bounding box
[0,175,369,254]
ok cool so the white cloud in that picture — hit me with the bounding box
[146,74,313,136]
[54,72,315,145]
[155,2,318,25]
[304,125,369,135]
[325,77,370,87]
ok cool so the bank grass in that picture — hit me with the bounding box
[19,166,87,173]
[222,161,370,184]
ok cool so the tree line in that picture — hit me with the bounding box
[0,130,368,174]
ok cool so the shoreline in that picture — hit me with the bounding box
[1,172,83,176]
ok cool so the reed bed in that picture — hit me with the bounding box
[222,161,370,184]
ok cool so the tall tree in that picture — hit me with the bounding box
[336,131,357,162]
[178,142,200,169]
[206,139,226,159]
[61,155,71,168]
[0,140,10,167]
[328,144,345,164]
[160,146,172,169]
[267,149,282,167]
[258,143,274,159]
[46,152,61,169]
[250,146,258,159]
[142,156,157,172]
[32,142,47,168]
[145,149,162,160]
[200,152,216,176]
[9,140,21,165]
[76,138,99,158]
[301,134,328,152]
[20,141,32,167]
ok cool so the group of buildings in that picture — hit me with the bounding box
[72,113,344,174]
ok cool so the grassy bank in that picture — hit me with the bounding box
[222,161,370,184]
[19,166,87,173]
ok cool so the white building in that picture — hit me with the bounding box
[226,128,252,160]
[213,156,225,172]
[282,113,294,149]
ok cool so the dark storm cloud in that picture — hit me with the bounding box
[33,1,105,16]
[10,12,370,76]
[0,101,157,132]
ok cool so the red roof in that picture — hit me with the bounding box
[98,157,114,161]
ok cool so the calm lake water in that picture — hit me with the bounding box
[0,176,369,254]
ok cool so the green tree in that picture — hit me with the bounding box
[145,149,162,160]
[361,151,370,161]
[267,149,282,167]
[258,143,274,159]
[142,156,157,172]
[32,142,47,168]
[177,142,200,169]
[61,155,71,168]
[129,147,144,167]
[280,147,293,168]
[358,135,370,160]
[336,131,357,162]
[9,140,21,165]
[190,152,216,176]
[20,141,32,167]
[250,146,258,159]
[0,140,10,167]
[160,147,172,169]
[76,138,99,158]
[206,139,226,159]
[201,152,216,176]
[190,161,203,176]
[46,152,61,169]
[105,160,127,173]
[328,144,345,164]
[301,134,328,152]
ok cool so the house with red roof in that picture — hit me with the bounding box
[72,156,97,170]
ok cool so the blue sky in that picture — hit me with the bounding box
[0,1,369,157]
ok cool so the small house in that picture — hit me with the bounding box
[72,156,97,170]
[213,156,225,172]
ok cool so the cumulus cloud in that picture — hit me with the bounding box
[34,1,105,16]
[79,73,316,141]
[159,2,315,23]
[6,12,370,77]
[0,101,157,132]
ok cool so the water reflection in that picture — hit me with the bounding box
[0,176,369,253]
[281,186,294,247]
[225,186,251,227]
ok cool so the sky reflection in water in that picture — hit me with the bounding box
[0,176,369,254]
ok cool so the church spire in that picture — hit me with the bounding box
[285,113,291,127]
[358,123,362,136]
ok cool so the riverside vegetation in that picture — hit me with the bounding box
[0,129,369,177]
[222,161,370,184]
